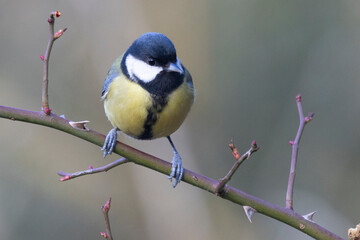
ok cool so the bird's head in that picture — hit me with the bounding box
[122,32,184,84]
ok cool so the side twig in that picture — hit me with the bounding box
[285,94,314,209]
[41,11,67,115]
[58,157,129,181]
[100,198,113,240]
[215,140,259,195]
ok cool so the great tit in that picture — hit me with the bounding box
[101,32,195,187]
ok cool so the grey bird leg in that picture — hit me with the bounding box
[101,128,118,158]
[167,136,184,188]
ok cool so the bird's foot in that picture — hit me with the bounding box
[168,151,183,188]
[101,128,118,158]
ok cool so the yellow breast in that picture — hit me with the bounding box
[103,74,194,139]
[104,75,151,138]
[151,81,194,138]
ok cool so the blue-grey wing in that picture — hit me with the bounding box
[101,55,124,99]
[183,67,193,89]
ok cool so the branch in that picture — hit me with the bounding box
[286,94,314,209]
[100,198,113,240]
[0,105,343,240]
[58,157,129,181]
[41,11,67,115]
[215,140,259,195]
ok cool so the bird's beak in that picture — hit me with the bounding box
[166,58,184,74]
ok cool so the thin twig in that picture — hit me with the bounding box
[58,157,129,181]
[285,94,314,209]
[215,140,259,195]
[41,11,66,115]
[100,198,113,240]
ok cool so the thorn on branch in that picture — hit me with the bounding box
[243,206,257,223]
[303,211,316,222]
[69,120,90,131]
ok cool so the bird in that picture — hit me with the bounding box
[101,32,195,187]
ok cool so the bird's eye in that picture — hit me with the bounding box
[147,58,156,66]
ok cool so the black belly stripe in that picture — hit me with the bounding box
[139,95,168,140]
[132,65,186,139]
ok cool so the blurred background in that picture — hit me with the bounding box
[0,0,359,239]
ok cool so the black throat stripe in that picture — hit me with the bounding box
[139,95,168,140]
[137,70,184,140]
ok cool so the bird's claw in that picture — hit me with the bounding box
[168,151,183,188]
[101,128,118,158]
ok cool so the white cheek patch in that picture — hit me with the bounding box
[126,54,163,83]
